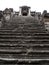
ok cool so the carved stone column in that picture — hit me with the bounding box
[28,8,31,16]
[19,8,22,16]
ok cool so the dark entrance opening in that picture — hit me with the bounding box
[22,12,28,16]
[20,6,30,16]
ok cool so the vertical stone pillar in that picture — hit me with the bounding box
[35,13,38,20]
[28,8,31,16]
[19,8,22,16]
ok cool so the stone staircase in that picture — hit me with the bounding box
[0,16,49,65]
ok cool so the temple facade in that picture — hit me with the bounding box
[0,6,49,65]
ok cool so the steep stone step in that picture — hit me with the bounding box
[0,39,49,42]
[0,46,49,52]
[0,29,45,32]
[0,59,49,65]
[0,32,47,35]
[0,36,49,40]
[0,53,49,59]
[0,42,49,47]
